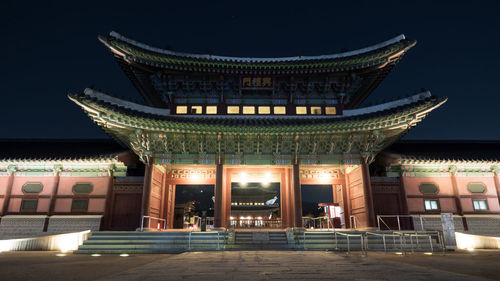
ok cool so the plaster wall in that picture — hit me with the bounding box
[455,176,498,196]
[0,176,9,195]
[10,176,56,196]
[57,176,110,196]
[402,176,454,196]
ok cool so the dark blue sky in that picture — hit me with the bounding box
[2,1,499,139]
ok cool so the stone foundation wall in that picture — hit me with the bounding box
[0,215,47,239]
[46,215,102,234]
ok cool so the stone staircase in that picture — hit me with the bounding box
[74,231,227,254]
[298,230,444,252]
[74,229,444,254]
[228,231,292,250]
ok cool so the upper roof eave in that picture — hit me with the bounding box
[99,31,416,70]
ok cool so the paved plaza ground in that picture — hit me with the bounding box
[0,250,499,281]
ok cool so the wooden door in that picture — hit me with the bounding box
[111,194,142,230]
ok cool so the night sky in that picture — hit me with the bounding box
[2,1,499,140]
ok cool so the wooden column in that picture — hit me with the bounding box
[140,162,153,222]
[213,163,224,228]
[450,171,467,230]
[47,170,60,215]
[340,169,350,228]
[494,171,500,207]
[361,163,376,227]
[2,170,15,215]
[102,171,114,230]
[292,163,303,228]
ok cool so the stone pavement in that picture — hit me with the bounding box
[0,250,497,281]
[97,251,491,281]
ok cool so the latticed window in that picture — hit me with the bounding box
[325,107,336,115]
[273,106,286,114]
[206,106,217,114]
[176,106,187,114]
[71,199,89,212]
[473,200,488,210]
[191,106,202,114]
[311,107,322,115]
[419,183,438,194]
[258,106,270,114]
[20,199,38,212]
[467,183,486,193]
[22,183,43,193]
[227,106,240,114]
[424,199,439,210]
[296,106,307,114]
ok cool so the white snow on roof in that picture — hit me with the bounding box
[109,31,406,63]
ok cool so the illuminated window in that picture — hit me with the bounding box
[473,200,488,210]
[191,106,203,114]
[206,106,217,114]
[424,200,439,210]
[176,106,187,114]
[325,107,336,115]
[243,106,255,114]
[227,106,240,114]
[258,106,270,114]
[311,107,322,115]
[274,106,286,115]
[296,106,307,115]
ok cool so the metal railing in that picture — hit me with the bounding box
[229,218,281,228]
[349,215,357,229]
[302,216,334,230]
[140,216,167,231]
[299,229,445,254]
[377,215,420,231]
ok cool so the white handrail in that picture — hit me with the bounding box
[140,215,167,231]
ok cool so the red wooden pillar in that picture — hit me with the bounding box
[101,170,114,230]
[140,161,153,222]
[493,171,500,208]
[292,163,303,228]
[213,163,224,228]
[361,163,376,227]
[340,169,351,228]
[2,169,15,215]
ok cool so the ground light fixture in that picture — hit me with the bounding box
[56,253,67,257]
[91,254,101,257]
[423,252,433,255]
[120,253,130,257]
[394,252,403,255]
[467,248,474,252]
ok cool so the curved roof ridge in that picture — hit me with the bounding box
[108,31,406,63]
[74,89,436,121]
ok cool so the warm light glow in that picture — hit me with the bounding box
[56,253,67,257]
[191,172,201,180]
[120,253,130,257]
[325,107,336,115]
[239,172,248,186]
[320,171,331,182]
[395,252,403,255]
[423,252,433,255]
[243,106,255,114]
[206,106,217,114]
[467,247,474,252]
[227,106,240,114]
[91,254,101,257]
[258,106,270,114]
[176,106,187,114]
[296,106,307,114]
[274,106,286,114]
